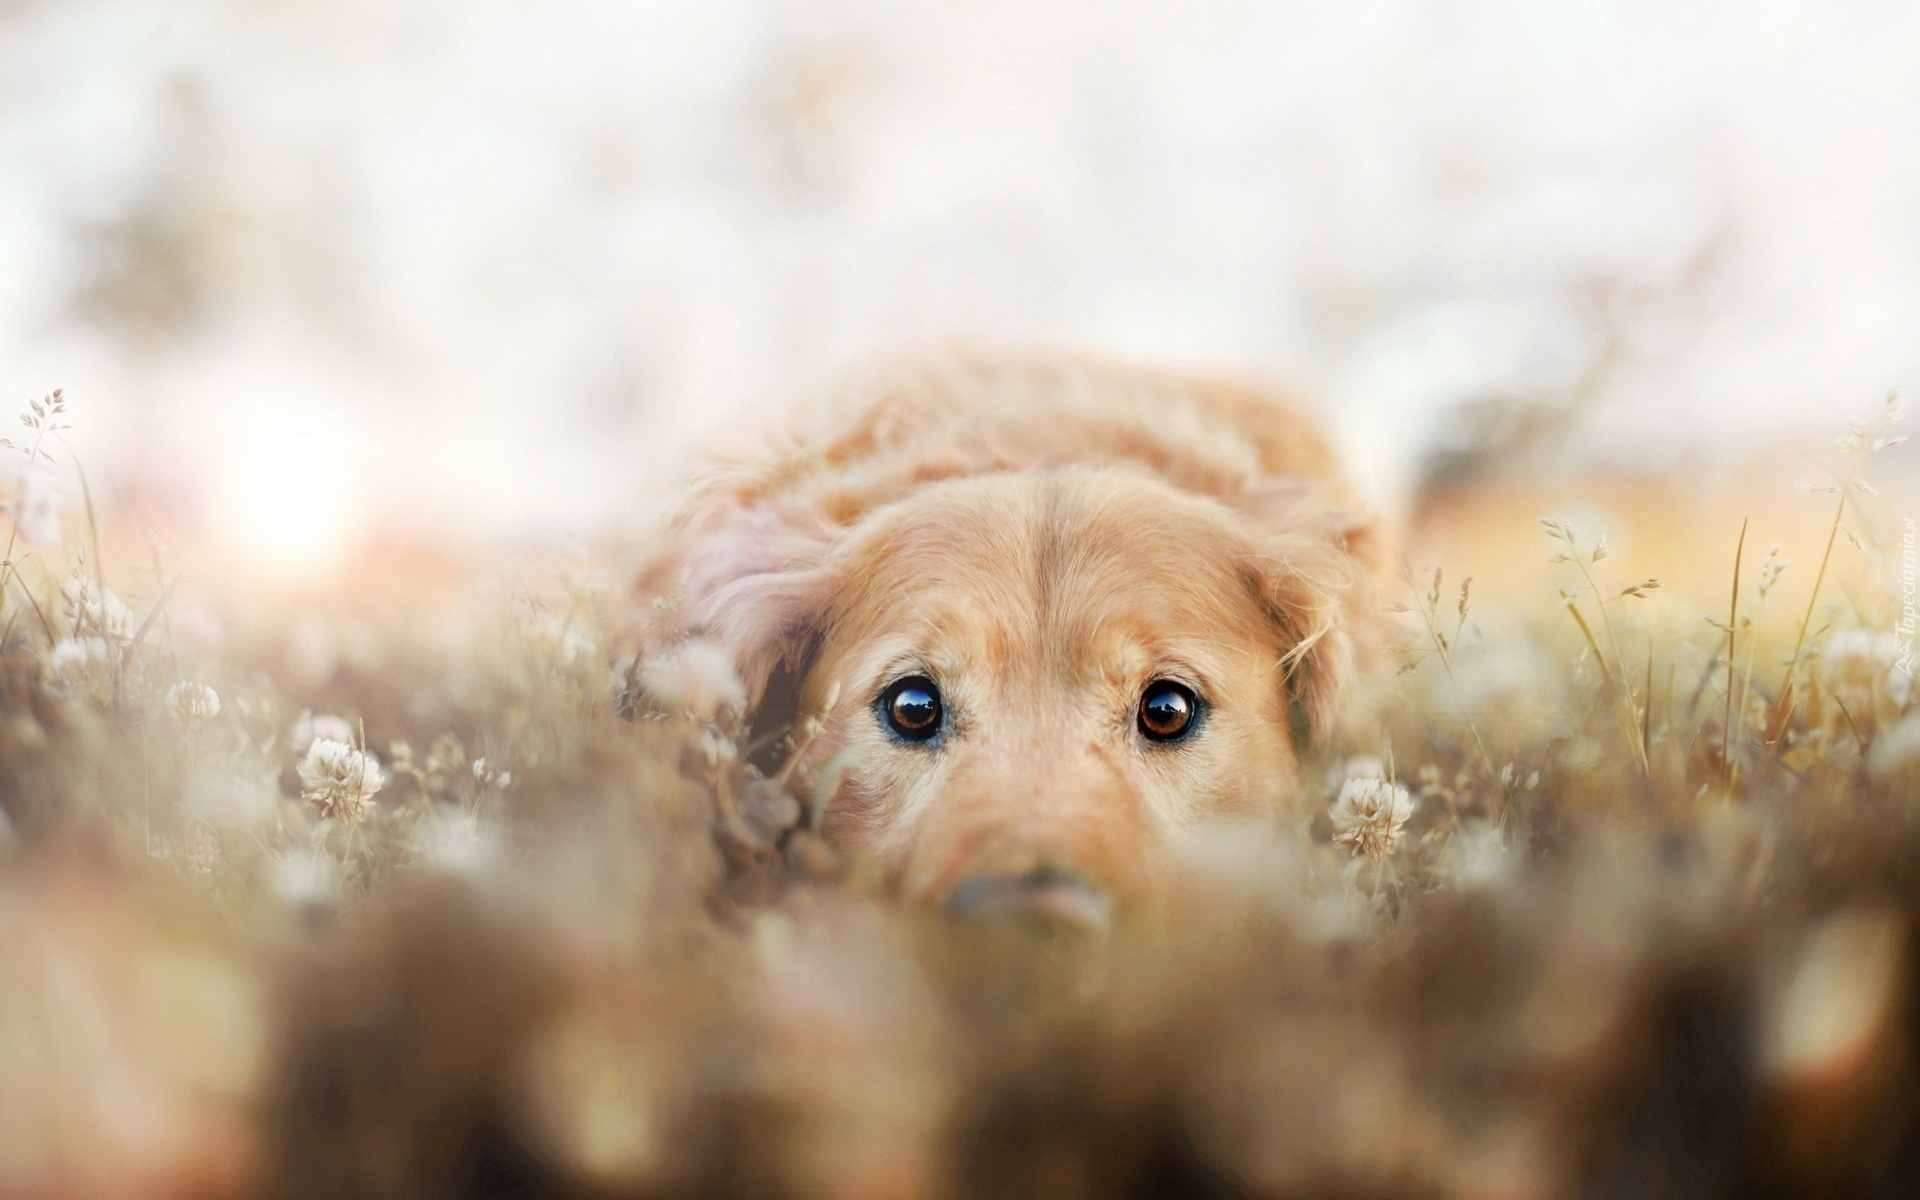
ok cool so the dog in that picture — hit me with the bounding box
[639,350,1379,924]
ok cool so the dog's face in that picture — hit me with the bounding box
[647,357,1375,924]
[792,470,1315,916]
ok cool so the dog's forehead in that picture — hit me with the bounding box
[833,470,1274,647]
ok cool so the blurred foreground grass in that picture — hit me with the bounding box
[3,394,1920,1199]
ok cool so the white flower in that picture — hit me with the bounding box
[1343,755,1386,780]
[275,848,336,905]
[640,638,746,720]
[48,636,110,681]
[1821,629,1910,709]
[1888,669,1914,712]
[1329,777,1415,859]
[298,737,384,824]
[290,710,355,751]
[470,757,512,788]
[1307,887,1373,943]
[1821,629,1898,677]
[8,460,60,547]
[1440,821,1512,889]
[419,809,494,873]
[167,681,221,722]
[1868,711,1920,782]
[61,577,132,639]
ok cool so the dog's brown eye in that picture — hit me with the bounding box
[1139,681,1197,741]
[881,677,943,741]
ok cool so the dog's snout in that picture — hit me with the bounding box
[944,866,1112,933]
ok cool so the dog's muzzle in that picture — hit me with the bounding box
[943,865,1112,934]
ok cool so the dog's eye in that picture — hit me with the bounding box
[881,676,943,741]
[1138,681,1198,742]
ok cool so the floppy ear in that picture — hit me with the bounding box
[635,465,845,718]
[1237,485,1383,742]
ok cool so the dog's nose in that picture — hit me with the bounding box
[944,866,1112,933]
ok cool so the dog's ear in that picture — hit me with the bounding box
[635,468,845,717]
[1238,487,1382,742]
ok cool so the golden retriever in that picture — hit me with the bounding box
[640,350,1378,924]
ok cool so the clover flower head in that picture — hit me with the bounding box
[62,577,132,639]
[1869,711,1920,782]
[9,460,61,547]
[1330,777,1415,859]
[168,681,221,722]
[291,710,355,751]
[1821,629,1896,675]
[298,737,384,824]
[48,636,111,681]
[641,638,746,721]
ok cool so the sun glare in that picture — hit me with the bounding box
[217,424,360,578]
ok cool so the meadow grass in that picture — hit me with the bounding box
[2,394,1918,1199]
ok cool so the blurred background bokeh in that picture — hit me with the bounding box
[11,10,1920,1198]
[3,0,1918,582]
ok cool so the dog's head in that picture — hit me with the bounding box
[640,358,1378,922]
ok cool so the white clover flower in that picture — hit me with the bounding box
[8,460,61,547]
[48,636,111,681]
[290,710,355,751]
[167,681,221,722]
[1440,821,1512,890]
[1821,629,1909,709]
[1343,755,1386,780]
[275,848,336,905]
[1868,711,1920,782]
[640,638,746,721]
[1888,667,1914,712]
[298,737,384,824]
[61,577,132,640]
[1307,887,1374,943]
[419,810,495,873]
[1821,629,1898,676]
[1329,777,1415,859]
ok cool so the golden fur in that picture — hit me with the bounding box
[641,349,1379,908]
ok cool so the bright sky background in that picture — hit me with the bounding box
[1,0,1917,573]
